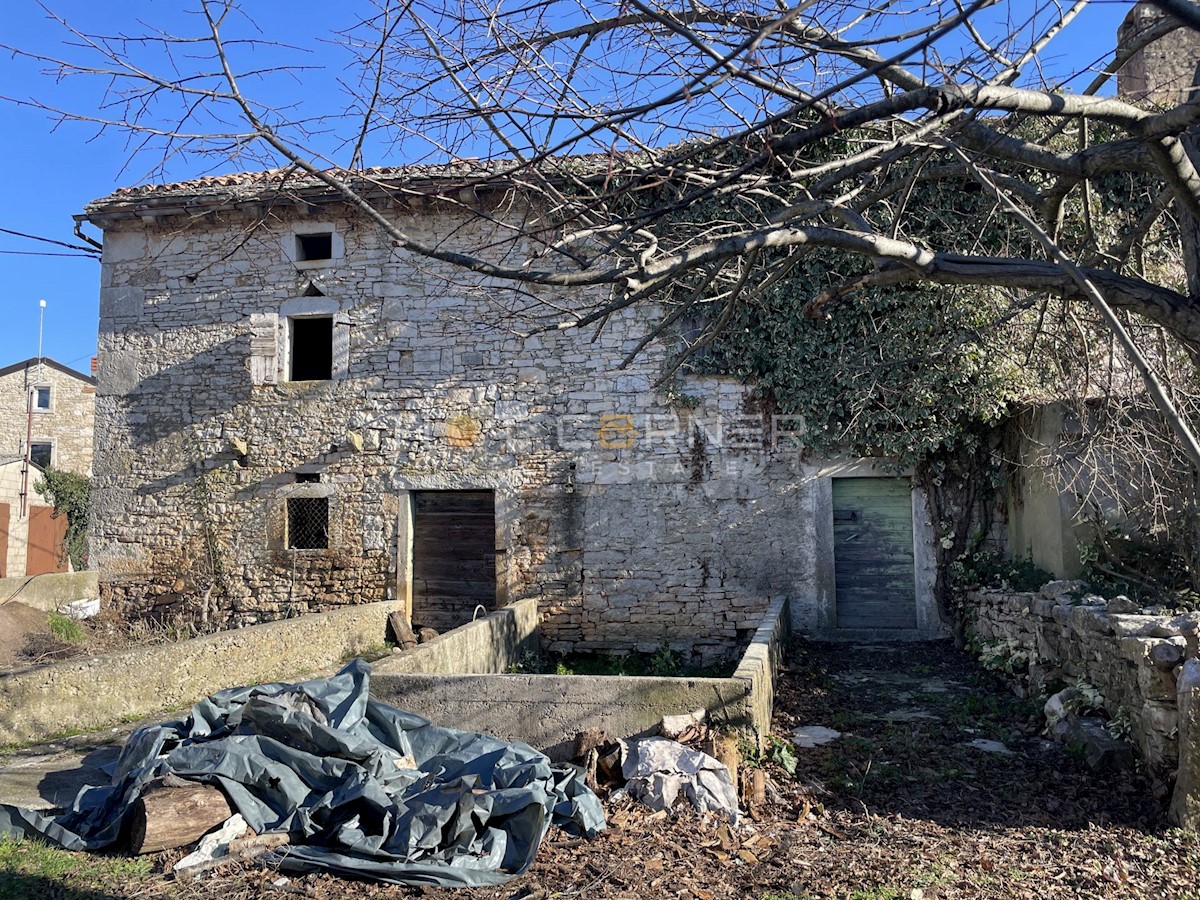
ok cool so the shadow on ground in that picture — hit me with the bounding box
[777,639,1167,833]
[0,873,124,900]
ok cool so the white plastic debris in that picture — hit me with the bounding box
[617,737,739,821]
[173,813,250,877]
[57,597,100,620]
[659,708,707,741]
[790,726,842,748]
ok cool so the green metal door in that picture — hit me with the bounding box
[832,477,917,630]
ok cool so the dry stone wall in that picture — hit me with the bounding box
[88,197,820,661]
[963,585,1193,770]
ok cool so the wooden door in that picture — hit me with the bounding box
[411,491,496,631]
[832,477,917,630]
[27,505,69,576]
[0,503,9,578]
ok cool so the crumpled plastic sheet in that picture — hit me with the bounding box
[618,737,739,821]
[0,659,605,887]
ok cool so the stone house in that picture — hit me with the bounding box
[0,356,96,476]
[80,168,943,660]
[0,357,96,577]
[1117,2,1200,107]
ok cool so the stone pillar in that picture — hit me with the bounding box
[1170,658,1200,829]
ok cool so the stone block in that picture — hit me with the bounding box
[1051,715,1134,772]
[1170,659,1200,829]
[1040,580,1088,601]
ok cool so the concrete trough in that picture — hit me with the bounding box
[0,592,788,761]
[372,596,790,760]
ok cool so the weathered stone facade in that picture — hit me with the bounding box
[1117,2,1200,107]
[82,171,942,658]
[0,357,96,475]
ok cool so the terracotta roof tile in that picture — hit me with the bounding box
[83,151,658,217]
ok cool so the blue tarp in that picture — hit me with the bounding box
[0,659,605,886]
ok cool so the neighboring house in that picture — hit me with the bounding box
[0,357,95,578]
[79,170,943,659]
[0,356,97,476]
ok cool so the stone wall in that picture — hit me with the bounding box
[380,597,539,675]
[963,585,1192,769]
[1117,3,1200,107]
[0,360,96,475]
[85,193,851,658]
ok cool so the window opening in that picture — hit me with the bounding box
[295,232,333,262]
[289,316,334,381]
[29,443,52,469]
[295,472,321,484]
[287,497,329,549]
[34,387,51,410]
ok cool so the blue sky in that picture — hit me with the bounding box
[0,1,1142,372]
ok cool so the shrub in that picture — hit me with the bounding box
[952,549,1051,592]
[33,468,90,570]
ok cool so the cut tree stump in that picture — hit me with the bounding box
[129,776,234,855]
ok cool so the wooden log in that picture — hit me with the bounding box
[387,611,418,650]
[701,732,741,795]
[129,776,234,855]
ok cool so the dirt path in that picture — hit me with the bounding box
[0,602,48,670]
[2,640,1197,899]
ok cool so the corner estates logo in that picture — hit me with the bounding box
[586,413,808,452]
[420,411,810,454]
[596,414,638,449]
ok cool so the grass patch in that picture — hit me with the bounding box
[0,837,154,898]
[510,647,737,678]
[47,612,86,644]
[343,643,394,664]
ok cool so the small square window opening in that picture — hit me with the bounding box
[34,387,50,410]
[287,497,329,549]
[29,442,52,469]
[296,232,333,262]
[290,316,334,381]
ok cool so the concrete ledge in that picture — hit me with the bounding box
[732,596,790,744]
[0,600,400,747]
[381,598,538,675]
[0,572,99,611]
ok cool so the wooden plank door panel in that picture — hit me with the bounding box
[27,505,69,576]
[411,491,496,632]
[832,477,917,630]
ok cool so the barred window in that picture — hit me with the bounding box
[287,497,328,549]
